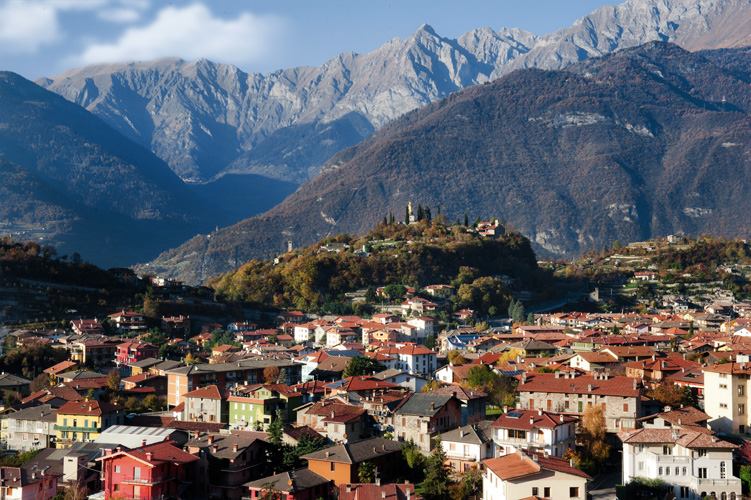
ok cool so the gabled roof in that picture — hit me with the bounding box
[246,468,330,493]
[492,409,578,431]
[394,393,456,417]
[98,440,198,467]
[440,421,493,445]
[58,399,118,416]
[483,451,589,480]
[338,483,420,500]
[301,437,401,464]
[618,428,738,449]
[518,373,640,397]
[43,360,78,375]
[182,384,222,400]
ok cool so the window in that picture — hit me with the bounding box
[675,467,679,475]
[697,449,707,457]
[740,385,745,396]
[698,468,707,479]
[544,487,551,497]
[569,486,580,498]
[720,403,728,409]
[665,467,670,476]
[623,403,629,412]
[114,465,120,473]
[741,404,747,415]
[742,425,747,434]
[533,487,539,496]
[682,467,686,475]
[680,486,689,498]
[330,462,335,472]
[721,461,726,479]
[638,462,644,471]
[658,467,663,475]
[662,445,672,455]
[720,384,728,389]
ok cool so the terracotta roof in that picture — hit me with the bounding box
[704,362,751,375]
[58,399,118,416]
[43,360,78,375]
[99,440,198,466]
[338,483,420,500]
[618,428,738,449]
[306,401,366,423]
[518,373,640,397]
[492,409,578,430]
[483,451,590,480]
[182,384,222,400]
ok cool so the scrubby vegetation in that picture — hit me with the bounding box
[212,219,552,313]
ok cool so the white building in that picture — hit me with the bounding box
[377,344,437,376]
[439,421,494,474]
[619,427,741,500]
[482,451,589,500]
[491,408,578,458]
[704,362,751,435]
[407,317,435,340]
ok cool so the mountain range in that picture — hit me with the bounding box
[0,72,294,266]
[39,0,751,184]
[3,0,751,275]
[139,42,751,283]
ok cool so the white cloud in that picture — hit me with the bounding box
[77,3,284,66]
[0,1,61,53]
[98,7,141,23]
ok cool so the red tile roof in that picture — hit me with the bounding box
[58,399,117,416]
[518,373,640,397]
[182,384,222,400]
[492,409,578,430]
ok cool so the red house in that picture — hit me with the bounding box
[116,341,159,366]
[98,441,199,500]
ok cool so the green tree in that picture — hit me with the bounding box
[452,468,481,499]
[464,364,517,407]
[344,357,386,378]
[266,409,291,474]
[358,460,376,483]
[740,464,751,493]
[384,284,407,301]
[420,439,451,500]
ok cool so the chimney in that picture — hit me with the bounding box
[145,452,153,462]
[430,402,435,411]
[346,485,352,493]
[211,445,218,454]
[569,458,574,467]
[587,384,593,392]
[141,439,147,448]
[559,414,565,423]
[207,435,214,445]
[325,451,331,458]
[529,417,534,426]
[537,409,542,416]
[232,443,238,453]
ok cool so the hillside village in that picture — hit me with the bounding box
[2,224,751,499]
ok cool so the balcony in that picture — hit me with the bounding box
[119,475,174,486]
[694,477,742,489]
[54,425,100,432]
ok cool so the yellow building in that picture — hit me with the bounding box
[54,399,123,448]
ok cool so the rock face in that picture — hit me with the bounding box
[139,43,751,284]
[40,0,751,183]
[0,71,218,266]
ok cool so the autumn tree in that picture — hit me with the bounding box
[106,369,121,393]
[446,350,467,366]
[579,405,610,473]
[263,366,281,384]
[647,381,693,408]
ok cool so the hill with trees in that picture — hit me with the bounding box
[211,218,551,314]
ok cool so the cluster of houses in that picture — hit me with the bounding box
[6,290,751,500]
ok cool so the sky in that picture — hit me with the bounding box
[0,0,616,79]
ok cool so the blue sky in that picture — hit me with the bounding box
[0,0,615,79]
